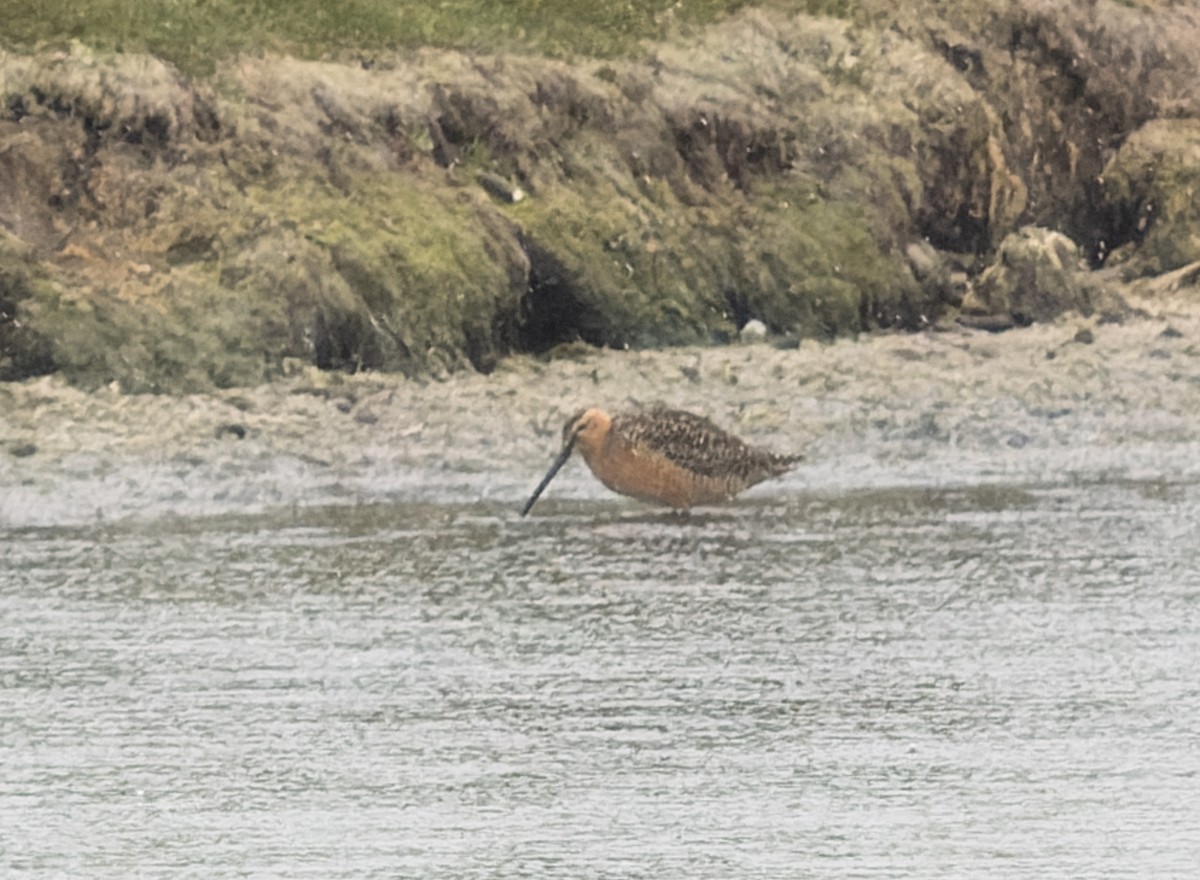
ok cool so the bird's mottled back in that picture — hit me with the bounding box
[611,407,800,484]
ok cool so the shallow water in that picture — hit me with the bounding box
[3,473,1199,878]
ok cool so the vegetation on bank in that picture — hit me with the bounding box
[1,0,851,75]
[0,0,1197,392]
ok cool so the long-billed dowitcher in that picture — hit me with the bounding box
[520,407,801,515]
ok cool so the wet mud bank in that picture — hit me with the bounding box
[3,289,1199,529]
[1,0,1199,392]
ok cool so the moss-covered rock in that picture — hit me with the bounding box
[962,227,1126,327]
[1101,118,1200,277]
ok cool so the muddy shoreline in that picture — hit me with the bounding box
[4,293,1199,529]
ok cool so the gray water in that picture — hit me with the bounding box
[3,474,1200,878]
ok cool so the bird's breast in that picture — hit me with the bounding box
[579,439,733,509]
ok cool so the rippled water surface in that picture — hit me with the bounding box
[3,475,1200,877]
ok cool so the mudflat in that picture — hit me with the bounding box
[3,294,1198,528]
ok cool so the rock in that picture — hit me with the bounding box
[962,227,1126,326]
[739,319,768,343]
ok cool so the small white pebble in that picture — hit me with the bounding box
[740,319,768,343]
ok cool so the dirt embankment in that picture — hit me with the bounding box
[1,0,1199,392]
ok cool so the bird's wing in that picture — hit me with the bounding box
[612,408,769,479]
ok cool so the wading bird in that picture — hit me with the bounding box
[521,407,801,515]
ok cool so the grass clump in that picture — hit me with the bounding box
[1,0,853,76]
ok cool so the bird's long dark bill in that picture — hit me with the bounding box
[520,441,574,516]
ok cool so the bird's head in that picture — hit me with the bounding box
[562,407,611,458]
[520,407,612,516]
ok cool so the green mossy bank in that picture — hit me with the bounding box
[1,1,1199,391]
